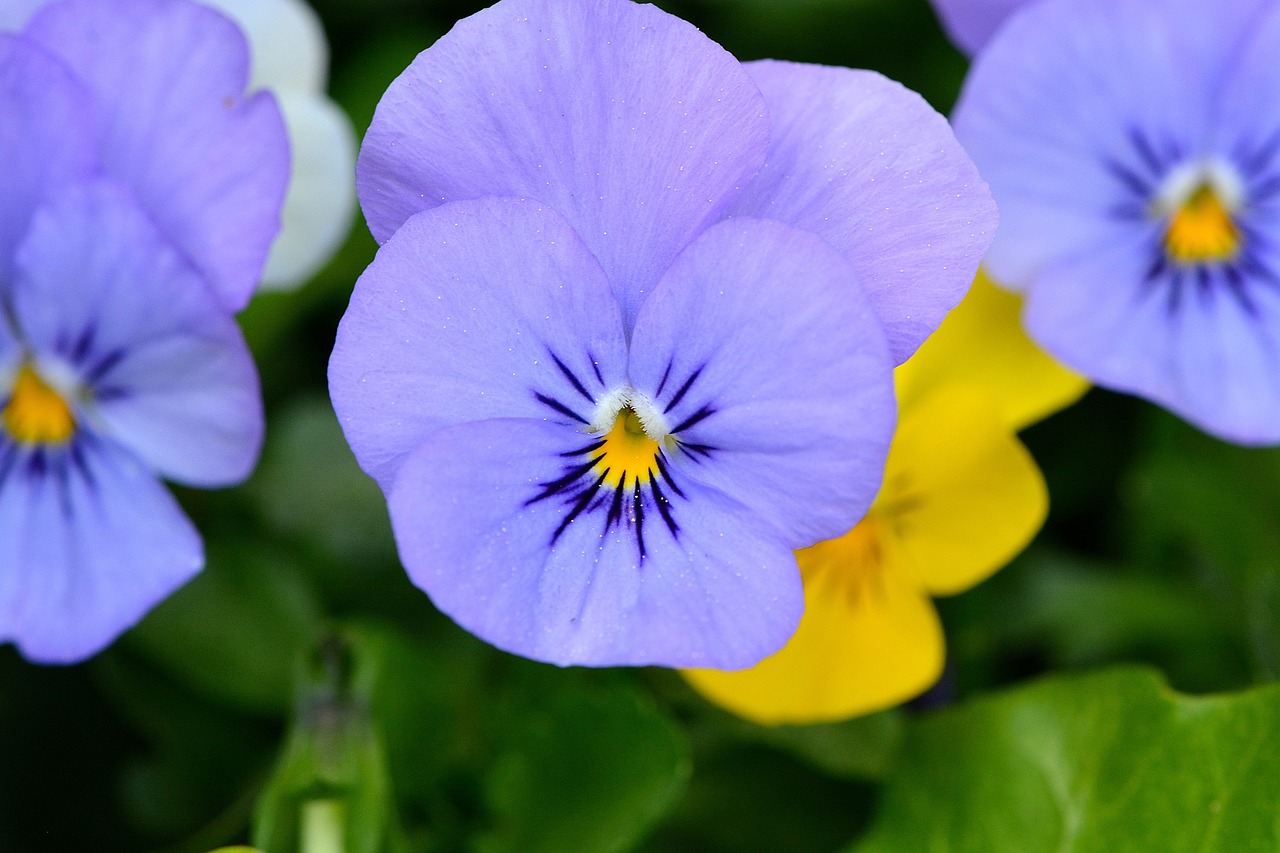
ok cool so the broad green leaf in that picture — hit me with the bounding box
[725,710,904,781]
[849,667,1280,853]
[475,682,689,853]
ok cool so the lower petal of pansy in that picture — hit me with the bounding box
[0,434,202,663]
[628,218,895,550]
[1025,228,1280,444]
[388,419,804,669]
[726,61,997,364]
[330,197,629,491]
[895,271,1088,431]
[881,386,1046,596]
[683,520,943,724]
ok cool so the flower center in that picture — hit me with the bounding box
[595,406,662,488]
[2,362,76,445]
[1165,183,1240,263]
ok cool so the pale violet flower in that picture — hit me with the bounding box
[953,0,1280,443]
[331,0,995,668]
[0,0,287,661]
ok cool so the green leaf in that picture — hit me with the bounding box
[475,681,690,853]
[849,667,1280,853]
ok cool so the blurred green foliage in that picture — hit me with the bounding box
[5,1,1280,851]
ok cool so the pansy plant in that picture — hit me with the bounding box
[331,0,996,668]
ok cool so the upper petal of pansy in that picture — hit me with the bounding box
[24,0,289,311]
[628,218,896,549]
[725,61,997,364]
[329,197,629,491]
[357,0,769,327]
[0,435,202,663]
[388,418,805,669]
[682,519,944,724]
[895,271,1088,431]
[12,180,262,486]
[927,0,1038,56]
[0,33,96,286]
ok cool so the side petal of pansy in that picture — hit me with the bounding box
[896,271,1088,431]
[724,61,998,364]
[1,180,263,664]
[329,197,629,491]
[357,0,769,327]
[682,385,1046,722]
[0,33,96,282]
[12,180,263,487]
[627,218,896,549]
[24,0,290,311]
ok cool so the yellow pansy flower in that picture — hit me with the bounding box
[681,273,1086,724]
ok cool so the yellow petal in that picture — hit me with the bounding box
[895,270,1088,431]
[879,385,1047,596]
[682,522,945,725]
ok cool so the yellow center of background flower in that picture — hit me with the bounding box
[1165,184,1240,263]
[595,407,660,488]
[2,363,75,445]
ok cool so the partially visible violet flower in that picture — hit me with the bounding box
[953,0,1280,444]
[0,0,286,662]
[331,0,995,667]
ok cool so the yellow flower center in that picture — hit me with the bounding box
[2,363,76,445]
[1165,183,1240,263]
[594,407,661,488]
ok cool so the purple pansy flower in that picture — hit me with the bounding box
[330,0,995,668]
[0,0,286,663]
[953,0,1280,444]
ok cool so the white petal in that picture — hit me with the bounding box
[259,91,357,289]
[199,0,327,92]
